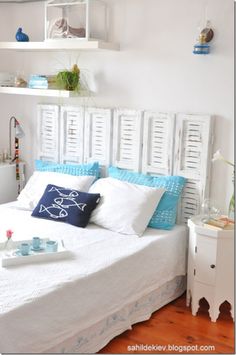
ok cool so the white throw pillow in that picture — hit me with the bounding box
[17,171,96,210]
[89,177,165,236]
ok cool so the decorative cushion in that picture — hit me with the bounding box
[108,167,186,230]
[35,160,100,178]
[89,177,165,236]
[32,184,101,228]
[17,171,96,210]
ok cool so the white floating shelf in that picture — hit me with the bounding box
[0,40,119,51]
[0,86,91,98]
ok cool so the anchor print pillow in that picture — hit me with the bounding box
[32,184,101,228]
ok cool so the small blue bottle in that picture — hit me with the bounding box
[15,28,29,42]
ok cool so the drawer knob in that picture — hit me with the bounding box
[210,264,215,269]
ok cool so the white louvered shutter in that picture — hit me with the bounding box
[113,109,143,172]
[37,104,59,162]
[174,114,214,224]
[84,108,112,168]
[60,106,84,164]
[142,111,175,175]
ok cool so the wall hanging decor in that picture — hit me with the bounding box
[193,21,214,55]
[45,0,108,42]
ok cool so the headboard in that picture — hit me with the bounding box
[36,104,214,224]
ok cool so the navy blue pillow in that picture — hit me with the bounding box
[32,184,101,228]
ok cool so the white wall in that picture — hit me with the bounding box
[0,0,234,214]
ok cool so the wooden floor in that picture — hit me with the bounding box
[99,294,234,354]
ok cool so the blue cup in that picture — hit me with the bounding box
[46,240,58,253]
[32,237,41,249]
[20,243,30,256]
[32,237,41,250]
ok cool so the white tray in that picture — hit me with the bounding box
[1,241,71,267]
[0,237,49,249]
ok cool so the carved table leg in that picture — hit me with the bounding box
[230,303,234,321]
[209,304,220,322]
[186,289,191,307]
[191,297,200,316]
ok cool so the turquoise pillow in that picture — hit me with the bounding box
[108,166,186,230]
[35,160,100,178]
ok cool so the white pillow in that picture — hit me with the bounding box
[17,171,96,210]
[89,177,165,236]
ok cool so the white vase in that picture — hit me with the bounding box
[3,238,13,252]
[228,192,235,220]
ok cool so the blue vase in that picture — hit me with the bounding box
[15,28,29,42]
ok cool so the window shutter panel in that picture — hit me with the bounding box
[174,114,214,224]
[113,109,143,172]
[60,106,84,164]
[84,107,112,167]
[142,111,175,175]
[37,104,59,162]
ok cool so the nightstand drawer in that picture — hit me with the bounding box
[195,235,217,285]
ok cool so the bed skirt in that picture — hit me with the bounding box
[47,275,186,354]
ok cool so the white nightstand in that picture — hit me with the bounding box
[0,163,25,204]
[187,216,234,322]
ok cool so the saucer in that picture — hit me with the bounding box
[14,250,32,257]
[31,246,45,252]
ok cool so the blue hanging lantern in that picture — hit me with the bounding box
[193,26,214,55]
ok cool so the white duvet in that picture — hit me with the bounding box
[0,203,187,353]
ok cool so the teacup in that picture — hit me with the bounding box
[20,243,30,256]
[46,240,58,253]
[32,237,41,250]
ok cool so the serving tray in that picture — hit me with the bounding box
[0,237,49,250]
[1,241,71,267]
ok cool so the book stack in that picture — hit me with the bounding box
[28,75,48,89]
[28,75,57,89]
[204,216,234,231]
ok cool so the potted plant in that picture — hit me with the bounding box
[56,64,80,91]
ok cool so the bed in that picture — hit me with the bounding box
[0,201,187,353]
[0,107,213,353]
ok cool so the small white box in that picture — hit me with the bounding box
[45,0,108,41]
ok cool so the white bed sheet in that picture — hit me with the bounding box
[0,202,187,353]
